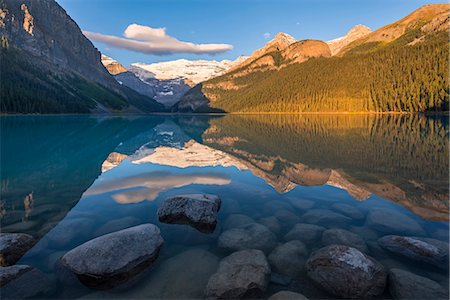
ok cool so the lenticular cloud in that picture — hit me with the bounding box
[83,24,233,55]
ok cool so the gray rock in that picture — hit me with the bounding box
[330,203,365,220]
[306,245,386,298]
[268,240,308,278]
[0,233,35,266]
[218,223,277,254]
[270,273,292,286]
[158,194,221,233]
[47,218,95,249]
[378,235,449,269]
[284,224,326,243]
[366,208,425,236]
[349,225,379,241]
[258,216,282,234]
[223,214,254,230]
[60,224,164,289]
[94,217,141,237]
[301,209,352,227]
[264,201,293,214]
[389,268,448,299]
[322,229,368,253]
[205,249,270,299]
[268,291,309,300]
[274,209,301,227]
[288,199,315,211]
[0,265,54,299]
[128,249,219,299]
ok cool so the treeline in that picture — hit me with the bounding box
[202,32,449,113]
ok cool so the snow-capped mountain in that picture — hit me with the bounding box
[327,24,372,55]
[131,57,247,84]
[101,54,127,75]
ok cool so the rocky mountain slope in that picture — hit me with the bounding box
[175,4,449,113]
[101,54,127,75]
[0,0,163,113]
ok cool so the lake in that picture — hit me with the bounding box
[1,114,449,299]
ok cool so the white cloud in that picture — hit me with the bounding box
[263,32,271,39]
[83,24,233,55]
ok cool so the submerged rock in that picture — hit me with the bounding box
[301,209,352,227]
[218,223,277,253]
[0,233,36,266]
[284,223,326,244]
[388,268,448,299]
[306,245,386,298]
[60,224,164,289]
[268,240,308,278]
[322,229,368,253]
[223,214,254,230]
[366,208,425,236]
[158,194,221,233]
[258,216,282,234]
[205,249,271,299]
[268,291,309,300]
[378,235,449,269]
[288,199,315,211]
[0,265,54,299]
[330,203,365,220]
[94,217,142,237]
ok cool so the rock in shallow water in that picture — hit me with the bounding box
[268,291,309,300]
[223,214,254,230]
[306,245,386,298]
[0,265,54,299]
[218,222,277,253]
[205,249,271,299]
[330,203,365,221]
[284,223,326,244]
[366,208,425,236]
[268,240,308,278]
[158,194,221,233]
[378,235,449,269]
[0,233,36,266]
[322,229,368,253]
[388,268,448,299]
[60,224,164,289]
[301,209,352,227]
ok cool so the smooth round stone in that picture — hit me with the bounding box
[288,198,315,211]
[0,265,54,299]
[218,223,277,253]
[274,209,301,227]
[268,240,308,278]
[205,249,270,299]
[378,235,449,269]
[322,229,368,253]
[330,203,365,220]
[268,291,309,300]
[258,216,282,234]
[94,217,142,237]
[366,208,425,236]
[301,209,352,227]
[60,224,164,289]
[0,233,36,266]
[389,268,448,299]
[157,194,221,233]
[284,223,326,243]
[223,214,255,230]
[306,245,386,298]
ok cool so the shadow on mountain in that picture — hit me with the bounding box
[172,83,226,113]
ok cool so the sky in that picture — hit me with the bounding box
[56,0,444,66]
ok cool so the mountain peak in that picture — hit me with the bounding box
[271,32,297,45]
[347,24,371,36]
[327,24,371,55]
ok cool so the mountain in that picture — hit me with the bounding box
[175,4,449,113]
[327,24,372,55]
[0,0,163,113]
[101,54,127,75]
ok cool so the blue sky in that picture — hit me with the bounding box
[57,0,443,66]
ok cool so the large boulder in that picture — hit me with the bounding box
[205,249,271,299]
[284,223,326,244]
[268,291,309,300]
[59,224,164,289]
[301,209,352,227]
[306,245,386,298]
[388,268,448,299]
[0,265,54,299]
[322,229,368,253]
[330,203,365,221]
[366,208,425,236]
[268,240,308,278]
[218,223,277,254]
[158,194,221,233]
[378,235,449,269]
[0,233,36,266]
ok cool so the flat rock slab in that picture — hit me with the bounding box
[389,268,448,299]
[218,223,277,253]
[60,224,164,289]
[268,291,309,300]
[0,233,36,266]
[378,235,449,269]
[0,265,54,299]
[205,249,271,299]
[322,229,368,253]
[366,208,425,236]
[158,194,221,233]
[306,245,386,298]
